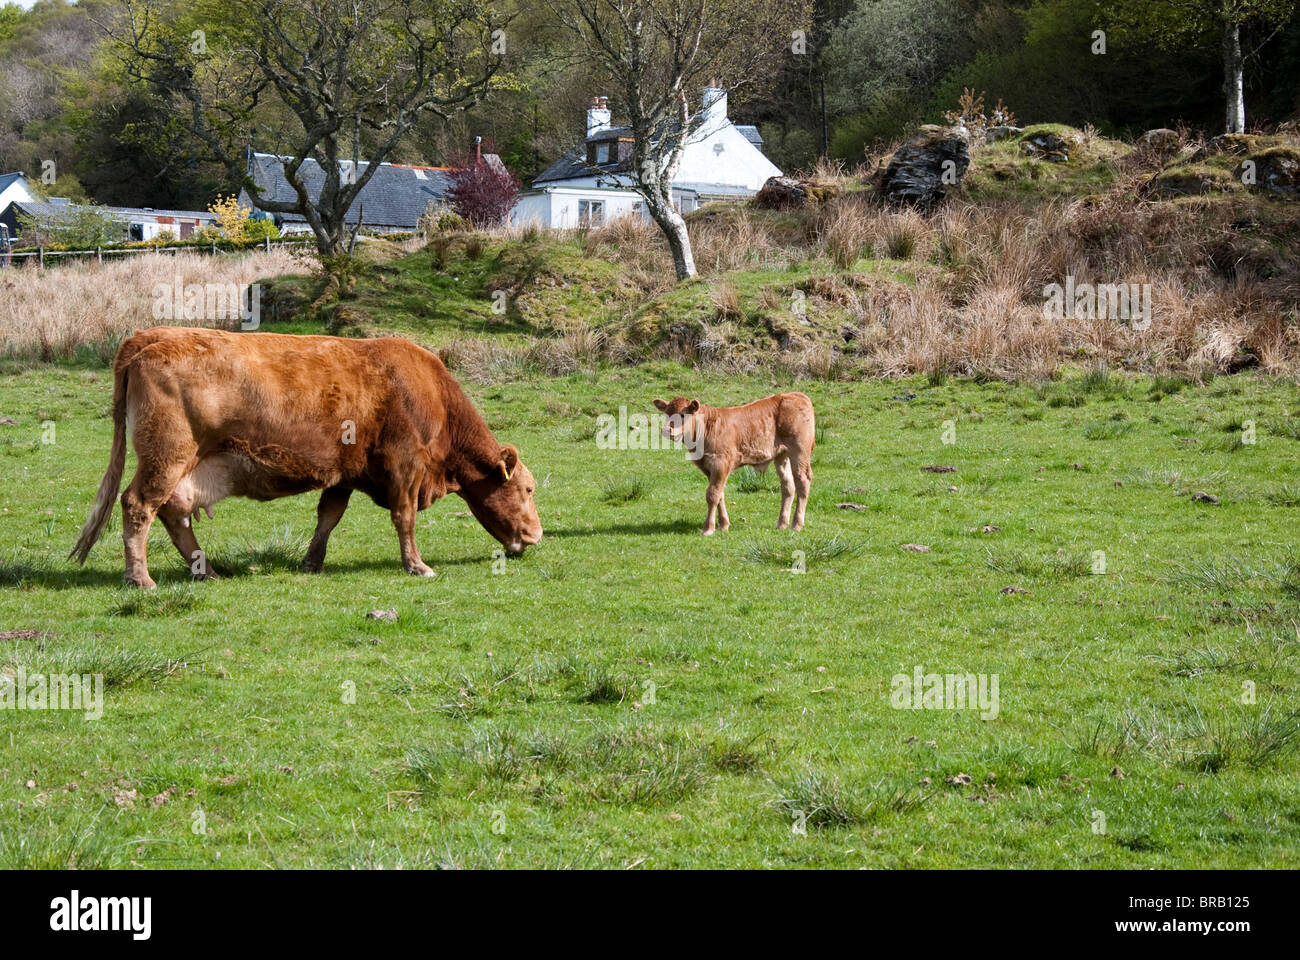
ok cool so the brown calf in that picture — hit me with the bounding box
[652,393,815,535]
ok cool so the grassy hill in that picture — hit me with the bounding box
[243,124,1300,385]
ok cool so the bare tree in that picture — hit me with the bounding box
[545,0,807,280]
[105,0,506,256]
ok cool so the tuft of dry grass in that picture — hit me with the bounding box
[0,248,311,362]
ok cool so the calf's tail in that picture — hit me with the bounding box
[69,363,129,564]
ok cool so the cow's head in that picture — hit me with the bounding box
[461,444,542,555]
[652,397,704,458]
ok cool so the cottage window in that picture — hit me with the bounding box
[578,200,604,227]
[595,142,611,164]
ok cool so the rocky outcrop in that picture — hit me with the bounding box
[1019,127,1082,163]
[1253,147,1300,197]
[878,124,970,210]
[754,176,810,210]
[1188,133,1259,162]
[985,125,1023,144]
[1137,128,1182,159]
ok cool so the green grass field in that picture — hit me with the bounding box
[1,359,1298,868]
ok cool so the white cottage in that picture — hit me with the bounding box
[511,88,781,228]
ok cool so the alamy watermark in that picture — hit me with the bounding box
[1,668,104,720]
[595,406,704,460]
[1043,275,1151,330]
[152,275,262,330]
[890,666,999,720]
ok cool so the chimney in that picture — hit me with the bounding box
[701,85,727,128]
[586,96,611,137]
[475,135,482,163]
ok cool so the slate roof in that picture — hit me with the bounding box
[0,172,31,193]
[7,200,213,222]
[246,153,456,230]
[534,148,601,185]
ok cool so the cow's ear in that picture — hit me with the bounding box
[498,444,520,482]
[652,398,669,412]
[685,400,700,414]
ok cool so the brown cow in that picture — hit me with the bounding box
[70,327,541,587]
[652,393,815,535]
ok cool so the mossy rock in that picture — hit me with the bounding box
[322,304,378,338]
[1250,146,1300,197]
[1148,164,1241,198]
[1019,124,1084,163]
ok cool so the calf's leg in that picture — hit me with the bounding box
[702,471,728,536]
[775,455,795,530]
[303,486,352,573]
[792,453,813,531]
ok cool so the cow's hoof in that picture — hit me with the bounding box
[406,563,436,578]
[125,576,157,590]
[792,523,805,532]
[776,521,790,530]
[302,559,323,574]
[701,528,715,537]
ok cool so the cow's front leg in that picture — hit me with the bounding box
[717,476,731,532]
[390,493,434,577]
[303,486,352,573]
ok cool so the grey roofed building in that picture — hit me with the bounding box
[0,197,215,243]
[241,152,462,233]
[0,172,31,196]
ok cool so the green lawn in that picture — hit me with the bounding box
[1,359,1298,868]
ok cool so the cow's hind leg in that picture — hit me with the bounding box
[121,459,193,589]
[304,486,352,573]
[775,454,795,530]
[155,475,216,580]
[792,451,812,531]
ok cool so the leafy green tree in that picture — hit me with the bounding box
[1102,0,1298,132]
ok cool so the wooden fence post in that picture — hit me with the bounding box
[38,246,44,268]
[96,246,102,264]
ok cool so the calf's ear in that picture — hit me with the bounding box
[497,444,520,482]
[685,400,700,414]
[652,398,669,412]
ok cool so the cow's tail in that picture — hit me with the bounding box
[69,362,129,565]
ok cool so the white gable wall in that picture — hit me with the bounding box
[0,177,35,213]
[676,122,781,191]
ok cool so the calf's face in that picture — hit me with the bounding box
[463,445,542,555]
[652,397,700,447]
